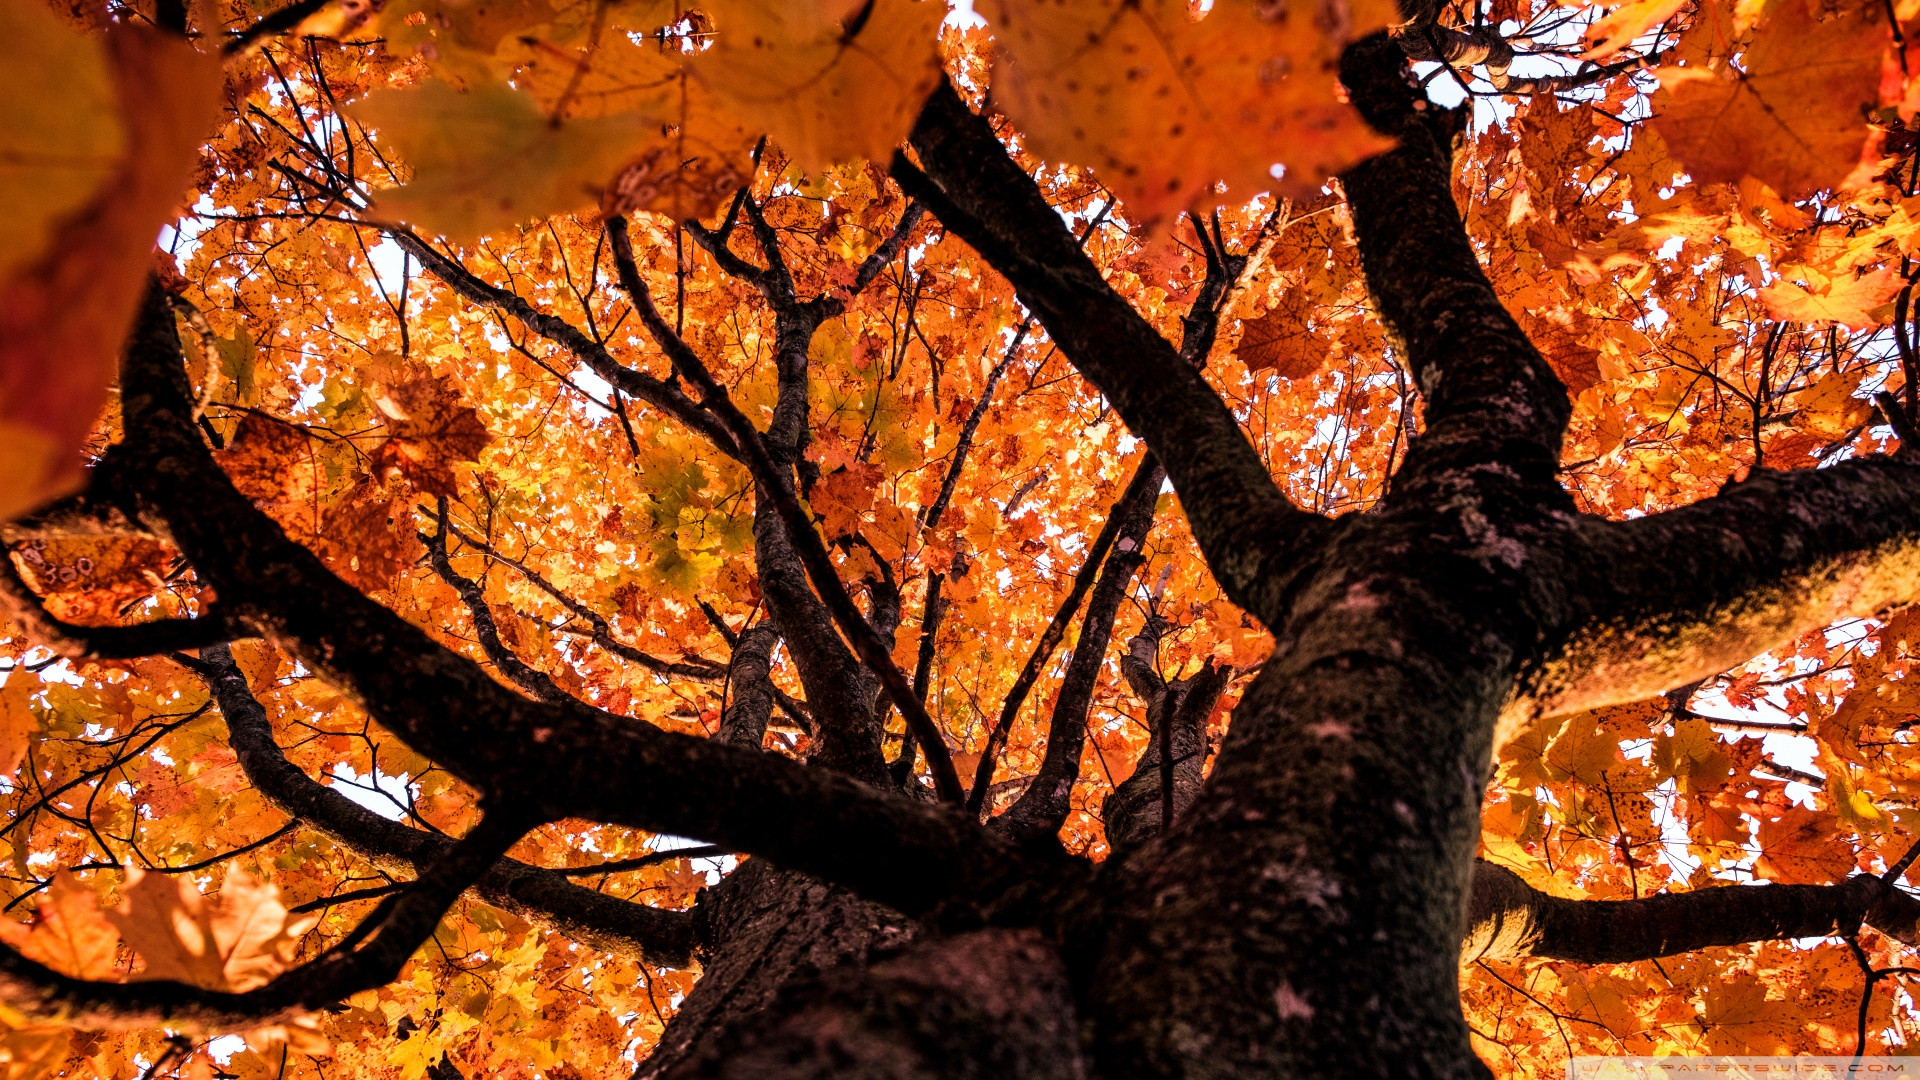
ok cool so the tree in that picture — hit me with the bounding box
[3,0,1920,1075]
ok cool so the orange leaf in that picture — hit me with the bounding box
[984,0,1396,228]
[109,867,318,991]
[1758,266,1902,330]
[0,680,36,787]
[370,373,492,497]
[1651,0,1886,198]
[1235,294,1326,379]
[0,25,221,522]
[0,872,122,980]
[1753,804,1856,884]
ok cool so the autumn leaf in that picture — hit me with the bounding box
[1652,0,1886,198]
[1753,804,1856,884]
[983,0,1396,227]
[380,0,557,56]
[691,0,943,173]
[1236,294,1326,379]
[348,79,654,242]
[0,21,221,523]
[0,1004,69,1080]
[1759,265,1902,330]
[810,461,883,539]
[370,372,492,496]
[319,479,427,593]
[0,680,37,787]
[599,54,758,221]
[0,872,122,980]
[109,867,317,991]
[0,0,124,285]
[9,536,172,625]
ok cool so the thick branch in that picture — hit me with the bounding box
[897,82,1324,622]
[1102,660,1228,852]
[1465,861,1920,962]
[716,623,779,748]
[1338,33,1572,490]
[652,928,1086,1080]
[1525,456,1920,722]
[110,280,1067,921]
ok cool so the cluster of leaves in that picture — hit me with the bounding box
[9,0,1920,1074]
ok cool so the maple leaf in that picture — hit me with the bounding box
[0,680,37,788]
[9,536,172,625]
[1652,0,1886,198]
[983,0,1396,227]
[380,0,557,56]
[693,0,945,173]
[319,479,427,594]
[217,414,321,511]
[0,1004,69,1080]
[0,20,221,522]
[1236,294,1327,379]
[1753,804,1856,884]
[810,461,883,539]
[1759,265,1902,330]
[370,372,492,497]
[348,79,654,243]
[600,63,758,221]
[0,873,122,980]
[109,867,318,991]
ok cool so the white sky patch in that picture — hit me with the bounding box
[328,762,413,821]
[366,237,409,296]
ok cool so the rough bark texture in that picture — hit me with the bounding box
[17,24,1920,1080]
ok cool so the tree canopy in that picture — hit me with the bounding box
[6,0,1920,1077]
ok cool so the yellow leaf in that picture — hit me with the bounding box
[693,0,944,171]
[0,24,222,522]
[348,79,654,243]
[0,872,121,980]
[110,867,318,991]
[983,0,1396,228]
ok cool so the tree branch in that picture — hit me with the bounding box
[192,644,698,966]
[895,81,1325,622]
[109,279,1069,923]
[387,228,740,458]
[1524,456,1920,721]
[431,516,725,682]
[1465,861,1920,963]
[966,457,1164,817]
[423,501,569,704]
[0,806,527,1030]
[605,221,968,803]
[1338,32,1573,492]
[992,458,1162,844]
